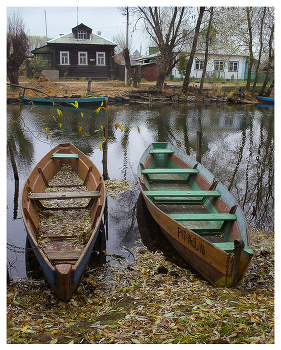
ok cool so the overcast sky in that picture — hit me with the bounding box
[6,2,150,54]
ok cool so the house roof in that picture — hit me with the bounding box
[46,32,116,46]
[31,45,51,54]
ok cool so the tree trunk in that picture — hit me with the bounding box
[8,70,19,86]
[246,7,254,92]
[265,80,274,97]
[123,48,140,88]
[252,7,266,96]
[259,23,274,96]
[199,7,213,95]
[182,7,205,94]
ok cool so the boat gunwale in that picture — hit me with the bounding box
[139,142,251,249]
[21,143,106,288]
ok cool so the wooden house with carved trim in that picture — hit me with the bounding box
[32,23,116,79]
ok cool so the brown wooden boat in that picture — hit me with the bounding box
[138,142,253,287]
[21,143,105,301]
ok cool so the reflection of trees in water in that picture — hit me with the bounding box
[225,114,274,231]
[7,105,35,179]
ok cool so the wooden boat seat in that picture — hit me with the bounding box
[141,168,199,175]
[29,190,100,210]
[213,242,235,252]
[149,149,174,154]
[169,213,236,221]
[52,153,79,158]
[46,251,82,261]
[29,190,100,201]
[143,190,221,198]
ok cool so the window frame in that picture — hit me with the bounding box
[60,51,70,65]
[78,30,87,40]
[78,51,88,65]
[96,52,106,66]
[214,60,224,71]
[229,61,239,72]
[195,59,204,70]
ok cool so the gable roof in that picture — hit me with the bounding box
[47,32,116,46]
[72,23,92,32]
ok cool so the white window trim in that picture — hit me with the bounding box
[60,51,69,65]
[96,52,106,66]
[78,51,88,65]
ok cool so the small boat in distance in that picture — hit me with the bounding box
[256,96,274,105]
[21,143,105,301]
[20,93,108,107]
[138,142,253,287]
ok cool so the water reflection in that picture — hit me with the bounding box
[7,103,274,279]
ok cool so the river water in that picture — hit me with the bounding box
[7,102,274,280]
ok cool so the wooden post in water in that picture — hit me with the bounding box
[102,111,109,180]
[196,131,202,164]
[8,141,19,181]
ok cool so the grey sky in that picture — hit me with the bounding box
[6,5,149,54]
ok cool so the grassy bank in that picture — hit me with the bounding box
[7,230,274,344]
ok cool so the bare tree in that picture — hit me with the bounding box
[137,7,187,88]
[198,7,213,95]
[245,7,254,92]
[251,7,267,96]
[182,7,205,94]
[123,48,140,88]
[259,9,274,96]
[7,12,29,85]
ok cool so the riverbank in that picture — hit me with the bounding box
[7,76,259,105]
[7,230,274,344]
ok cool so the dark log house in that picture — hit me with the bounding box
[32,23,116,79]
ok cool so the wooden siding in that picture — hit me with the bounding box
[48,44,115,79]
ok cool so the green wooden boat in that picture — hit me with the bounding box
[138,142,253,287]
[20,94,108,107]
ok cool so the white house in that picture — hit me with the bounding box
[170,50,248,81]
[188,52,247,81]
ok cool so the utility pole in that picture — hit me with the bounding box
[125,7,129,86]
[44,10,47,41]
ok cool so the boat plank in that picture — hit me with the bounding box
[46,251,82,261]
[213,242,235,252]
[29,190,100,201]
[144,190,221,198]
[169,213,236,221]
[149,149,174,154]
[142,168,199,174]
[52,153,79,159]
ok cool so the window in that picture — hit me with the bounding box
[214,60,224,71]
[38,54,51,66]
[96,52,105,66]
[229,61,239,72]
[78,52,88,65]
[78,30,87,40]
[195,59,204,70]
[60,51,69,65]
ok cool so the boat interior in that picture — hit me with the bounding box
[140,142,242,253]
[21,144,104,266]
